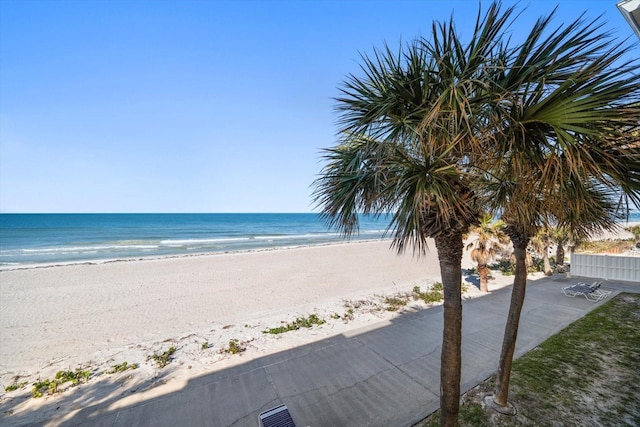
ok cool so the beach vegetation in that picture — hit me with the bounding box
[466,214,509,291]
[201,341,211,350]
[105,361,138,374]
[336,307,356,322]
[416,293,640,426]
[221,339,246,355]
[31,369,91,398]
[627,224,640,241]
[384,295,410,311]
[32,379,58,398]
[574,238,635,254]
[148,346,176,368]
[263,314,326,334]
[491,259,514,276]
[412,284,445,304]
[4,381,27,392]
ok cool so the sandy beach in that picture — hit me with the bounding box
[0,224,636,425]
[1,239,490,424]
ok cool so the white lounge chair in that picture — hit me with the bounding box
[562,281,611,302]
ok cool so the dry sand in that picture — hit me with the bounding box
[1,240,448,374]
[1,239,494,424]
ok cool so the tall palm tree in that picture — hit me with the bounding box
[314,4,516,425]
[482,9,640,411]
[467,213,509,292]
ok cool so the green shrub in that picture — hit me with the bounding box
[413,284,444,304]
[384,295,409,311]
[263,314,326,334]
[222,339,245,354]
[4,381,27,392]
[31,369,91,398]
[148,347,176,368]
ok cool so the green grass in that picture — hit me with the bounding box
[263,314,326,334]
[416,293,640,426]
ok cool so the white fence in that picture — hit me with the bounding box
[570,253,640,282]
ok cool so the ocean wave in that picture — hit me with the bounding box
[159,232,345,246]
[0,233,387,266]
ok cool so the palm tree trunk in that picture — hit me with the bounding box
[478,263,489,292]
[556,244,565,267]
[434,232,463,427]
[493,229,529,408]
[543,251,552,275]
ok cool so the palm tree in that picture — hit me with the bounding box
[548,226,573,270]
[314,4,517,425]
[466,213,509,292]
[482,9,640,411]
[529,229,553,275]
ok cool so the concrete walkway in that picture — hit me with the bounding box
[62,276,636,427]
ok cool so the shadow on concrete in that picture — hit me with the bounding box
[3,289,512,427]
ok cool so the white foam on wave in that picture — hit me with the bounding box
[17,244,160,254]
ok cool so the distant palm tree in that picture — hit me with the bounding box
[314,4,516,425]
[529,229,553,275]
[483,9,640,411]
[467,214,509,292]
[548,226,573,269]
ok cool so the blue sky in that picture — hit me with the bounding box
[0,0,636,213]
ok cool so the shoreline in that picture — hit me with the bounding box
[0,238,391,272]
[2,220,638,272]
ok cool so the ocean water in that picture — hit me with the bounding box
[0,213,392,268]
[2,212,638,269]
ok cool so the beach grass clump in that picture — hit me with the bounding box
[4,381,27,392]
[148,346,176,368]
[221,339,246,354]
[412,283,445,304]
[201,341,211,350]
[105,361,138,374]
[263,314,326,334]
[333,307,356,322]
[384,294,410,311]
[31,369,91,398]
